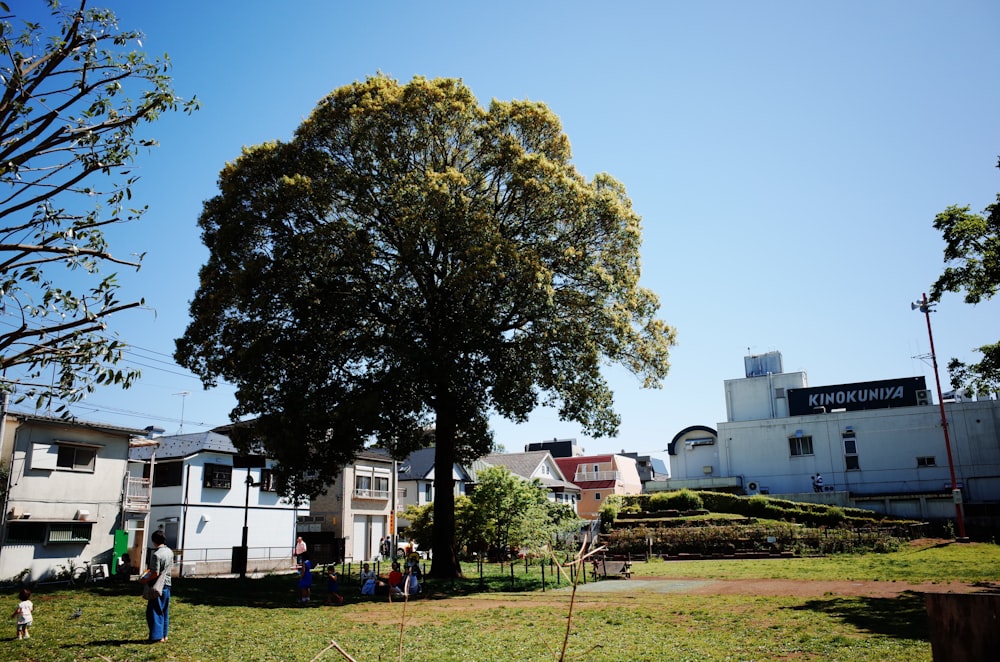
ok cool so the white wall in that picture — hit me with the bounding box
[719,400,1000,500]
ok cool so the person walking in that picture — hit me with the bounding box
[143,529,173,643]
[12,588,32,640]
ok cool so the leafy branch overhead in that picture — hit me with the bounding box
[0,0,197,408]
[930,156,1000,397]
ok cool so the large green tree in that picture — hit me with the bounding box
[175,75,675,578]
[929,156,1000,398]
[0,0,196,410]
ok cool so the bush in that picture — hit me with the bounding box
[648,489,704,513]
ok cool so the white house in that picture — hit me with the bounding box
[656,351,1000,524]
[395,446,475,536]
[129,431,306,576]
[0,411,148,582]
[481,450,580,512]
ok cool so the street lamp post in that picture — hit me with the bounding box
[241,471,259,578]
[913,293,968,541]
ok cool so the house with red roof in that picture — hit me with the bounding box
[554,454,642,520]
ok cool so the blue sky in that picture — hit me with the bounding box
[18,1,999,459]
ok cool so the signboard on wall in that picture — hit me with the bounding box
[787,376,927,416]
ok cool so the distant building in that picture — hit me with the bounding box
[620,451,669,489]
[525,438,585,458]
[482,450,580,511]
[308,449,396,563]
[0,411,148,582]
[654,351,1000,524]
[129,431,304,576]
[555,454,642,520]
[395,446,476,539]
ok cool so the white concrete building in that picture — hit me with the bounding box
[658,351,1000,524]
[129,431,305,576]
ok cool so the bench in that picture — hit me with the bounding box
[591,557,632,580]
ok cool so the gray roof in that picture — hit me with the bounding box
[130,431,237,460]
[481,451,579,493]
[397,446,474,482]
[10,409,149,437]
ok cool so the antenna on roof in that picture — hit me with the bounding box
[173,391,191,434]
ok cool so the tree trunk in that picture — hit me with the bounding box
[429,399,464,579]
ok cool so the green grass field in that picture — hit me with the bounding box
[1,540,996,661]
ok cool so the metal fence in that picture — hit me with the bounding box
[173,546,294,577]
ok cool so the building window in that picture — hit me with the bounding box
[843,433,859,470]
[917,456,937,467]
[594,492,601,501]
[355,475,372,496]
[788,436,814,457]
[260,468,278,492]
[424,483,433,502]
[5,522,46,544]
[203,463,232,489]
[4,522,92,544]
[374,476,389,496]
[47,522,93,543]
[144,460,183,487]
[56,444,97,472]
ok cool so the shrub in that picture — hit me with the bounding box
[648,489,704,512]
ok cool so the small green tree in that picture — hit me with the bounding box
[929,157,1000,397]
[0,0,197,408]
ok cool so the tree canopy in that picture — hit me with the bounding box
[929,156,1000,397]
[176,75,675,577]
[0,0,196,409]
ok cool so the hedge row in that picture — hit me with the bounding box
[603,522,907,556]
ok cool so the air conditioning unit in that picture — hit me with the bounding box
[746,481,759,493]
[916,389,932,406]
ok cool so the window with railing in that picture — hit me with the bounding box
[574,470,620,482]
[354,475,389,499]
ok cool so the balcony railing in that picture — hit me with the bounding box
[124,476,151,512]
[353,488,390,500]
[574,471,620,482]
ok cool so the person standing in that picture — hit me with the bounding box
[296,554,313,604]
[294,536,307,563]
[12,587,32,639]
[144,529,173,643]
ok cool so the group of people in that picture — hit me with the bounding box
[360,557,420,597]
[295,555,344,606]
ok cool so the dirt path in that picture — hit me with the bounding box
[624,576,1000,598]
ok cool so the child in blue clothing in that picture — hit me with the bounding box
[325,565,343,605]
[297,554,313,604]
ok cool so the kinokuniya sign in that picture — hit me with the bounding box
[787,376,928,416]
